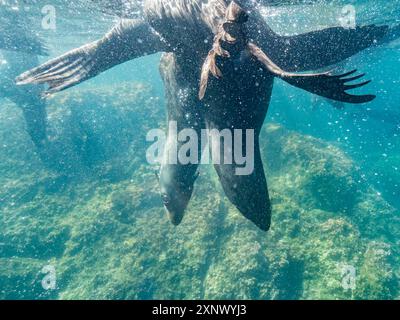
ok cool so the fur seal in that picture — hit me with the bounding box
[0,51,48,150]
[0,5,48,55]
[15,0,393,230]
[0,5,48,151]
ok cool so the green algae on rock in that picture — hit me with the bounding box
[0,83,398,300]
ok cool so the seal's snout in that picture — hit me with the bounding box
[159,171,195,226]
[161,190,191,226]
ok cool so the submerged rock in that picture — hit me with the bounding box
[0,83,398,300]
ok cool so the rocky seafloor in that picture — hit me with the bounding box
[0,82,399,300]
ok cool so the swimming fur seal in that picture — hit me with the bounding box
[0,50,48,151]
[16,0,392,230]
[0,5,48,152]
[0,5,48,56]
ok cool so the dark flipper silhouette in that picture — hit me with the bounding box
[281,70,375,104]
[256,24,390,72]
[16,19,166,96]
[315,23,400,108]
[248,43,375,104]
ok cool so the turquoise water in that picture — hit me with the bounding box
[0,0,399,299]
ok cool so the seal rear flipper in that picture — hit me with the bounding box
[16,19,166,96]
[262,25,389,72]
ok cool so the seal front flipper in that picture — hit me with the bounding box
[259,25,389,72]
[280,69,375,104]
[248,43,375,104]
[16,19,166,96]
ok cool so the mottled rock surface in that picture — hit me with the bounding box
[0,83,398,300]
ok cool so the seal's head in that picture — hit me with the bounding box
[159,169,198,225]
